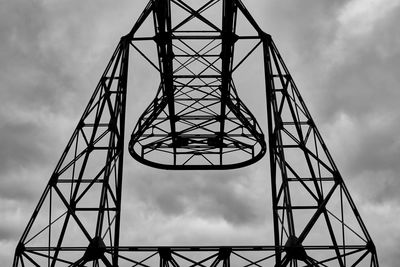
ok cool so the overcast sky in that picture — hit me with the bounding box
[1,0,400,266]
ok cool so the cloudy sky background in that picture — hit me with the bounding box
[1,0,400,266]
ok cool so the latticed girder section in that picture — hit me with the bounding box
[14,245,378,267]
[14,245,377,267]
[117,246,274,267]
[13,39,130,267]
[128,0,266,169]
[262,37,379,266]
[16,246,276,267]
[116,246,377,267]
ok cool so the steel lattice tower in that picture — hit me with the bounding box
[13,0,379,266]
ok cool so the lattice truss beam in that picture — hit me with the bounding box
[128,0,266,169]
[13,0,379,266]
[13,40,130,266]
[263,38,379,266]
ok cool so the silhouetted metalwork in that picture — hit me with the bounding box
[128,0,265,169]
[13,0,379,266]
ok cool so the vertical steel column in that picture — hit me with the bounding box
[262,33,283,266]
[153,0,178,163]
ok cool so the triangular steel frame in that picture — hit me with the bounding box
[13,0,379,266]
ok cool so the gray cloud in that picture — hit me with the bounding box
[321,33,400,120]
[124,165,269,226]
[0,118,55,202]
[314,5,400,206]
[0,119,47,170]
[0,1,72,111]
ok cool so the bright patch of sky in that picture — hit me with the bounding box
[338,0,400,37]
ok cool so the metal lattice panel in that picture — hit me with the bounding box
[128,0,266,169]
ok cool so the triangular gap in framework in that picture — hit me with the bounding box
[234,1,260,38]
[172,38,222,76]
[117,250,160,267]
[170,0,222,33]
[304,212,372,267]
[128,41,160,126]
[324,183,372,246]
[21,188,93,265]
[22,248,80,267]
[129,40,159,76]
[196,0,223,31]
[175,149,213,166]
[301,214,340,265]
[228,0,264,88]
[229,250,276,266]
[127,0,154,39]
[231,37,263,81]
[23,186,66,249]
[128,0,159,83]
[235,0,263,37]
[171,250,218,267]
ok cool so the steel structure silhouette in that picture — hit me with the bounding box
[14,0,379,266]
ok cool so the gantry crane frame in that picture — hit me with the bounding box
[13,1,379,266]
